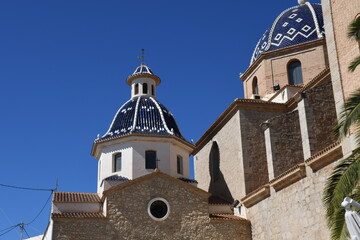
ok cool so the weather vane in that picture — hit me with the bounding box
[137,49,145,65]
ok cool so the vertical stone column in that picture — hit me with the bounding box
[298,97,314,160]
[263,124,275,181]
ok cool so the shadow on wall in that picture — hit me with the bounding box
[208,141,234,203]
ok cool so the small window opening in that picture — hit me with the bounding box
[145,150,156,169]
[252,77,259,95]
[114,153,122,172]
[135,83,139,95]
[143,83,148,94]
[151,85,154,95]
[288,60,303,85]
[177,155,183,174]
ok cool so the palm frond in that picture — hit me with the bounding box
[349,55,360,72]
[334,88,360,140]
[323,148,360,239]
[348,18,360,41]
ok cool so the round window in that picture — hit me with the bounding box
[147,198,170,221]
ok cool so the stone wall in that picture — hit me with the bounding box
[52,175,251,240]
[246,163,335,240]
[239,109,280,194]
[243,44,328,99]
[267,110,303,178]
[303,80,337,156]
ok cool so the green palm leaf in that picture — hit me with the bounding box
[323,148,360,239]
[334,88,360,145]
[349,56,360,72]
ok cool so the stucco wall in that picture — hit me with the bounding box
[195,112,244,200]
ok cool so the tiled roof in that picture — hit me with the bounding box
[251,3,324,64]
[104,175,130,181]
[178,177,198,184]
[53,192,101,203]
[52,212,105,219]
[99,96,187,142]
[208,196,232,205]
[209,214,248,222]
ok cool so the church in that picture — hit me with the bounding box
[36,0,360,239]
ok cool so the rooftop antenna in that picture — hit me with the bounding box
[137,49,145,65]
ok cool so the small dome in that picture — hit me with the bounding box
[250,3,324,65]
[126,63,161,86]
[100,96,185,140]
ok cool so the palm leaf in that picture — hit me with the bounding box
[349,55,360,72]
[323,148,360,239]
[348,17,360,41]
[334,88,360,144]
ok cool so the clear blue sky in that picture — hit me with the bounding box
[0,0,321,239]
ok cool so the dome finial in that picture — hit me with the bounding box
[137,49,145,65]
[298,0,308,5]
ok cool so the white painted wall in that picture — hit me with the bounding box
[131,77,156,98]
[53,203,101,213]
[95,136,193,193]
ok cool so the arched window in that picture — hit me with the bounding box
[209,141,220,182]
[143,83,148,94]
[151,85,154,95]
[145,150,156,169]
[114,153,122,172]
[135,83,139,95]
[288,60,303,85]
[177,155,183,174]
[252,77,259,95]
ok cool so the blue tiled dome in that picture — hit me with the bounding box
[100,96,185,140]
[250,3,324,65]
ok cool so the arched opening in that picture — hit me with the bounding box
[209,142,220,182]
[143,83,148,94]
[151,85,154,95]
[135,83,139,95]
[288,60,303,85]
[252,77,259,95]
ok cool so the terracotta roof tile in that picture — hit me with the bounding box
[52,212,105,219]
[53,192,101,203]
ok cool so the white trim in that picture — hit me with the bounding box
[102,98,132,138]
[149,97,173,135]
[147,197,170,221]
[130,96,141,134]
[305,2,323,38]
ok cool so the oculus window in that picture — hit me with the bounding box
[148,198,170,221]
[288,60,303,85]
[145,150,156,169]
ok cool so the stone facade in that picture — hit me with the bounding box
[246,163,334,240]
[265,110,303,178]
[51,172,251,240]
[242,42,328,99]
